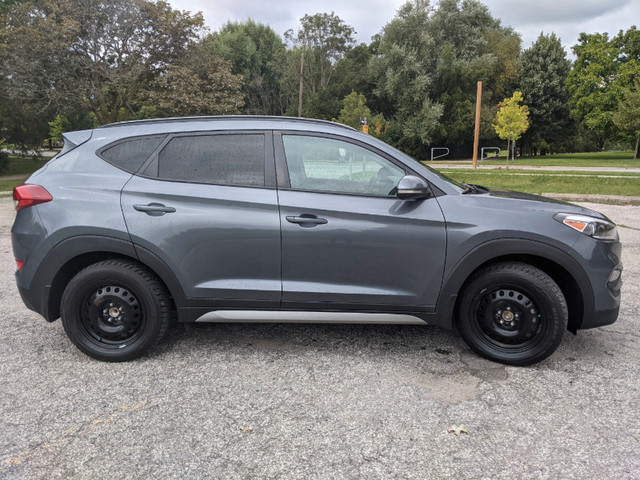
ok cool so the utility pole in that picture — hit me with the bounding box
[298,50,304,117]
[472,81,482,170]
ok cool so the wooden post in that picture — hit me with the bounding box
[472,81,482,169]
[298,50,304,117]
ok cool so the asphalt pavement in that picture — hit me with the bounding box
[1,198,639,479]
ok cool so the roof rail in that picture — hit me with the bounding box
[96,115,356,131]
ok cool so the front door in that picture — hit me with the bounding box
[276,133,447,312]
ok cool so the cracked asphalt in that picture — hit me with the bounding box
[1,198,639,479]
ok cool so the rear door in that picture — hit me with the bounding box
[121,131,281,306]
[275,133,447,312]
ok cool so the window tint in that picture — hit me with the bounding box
[282,135,405,197]
[158,134,265,186]
[101,136,165,173]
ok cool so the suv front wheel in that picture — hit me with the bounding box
[457,262,568,366]
[61,259,171,362]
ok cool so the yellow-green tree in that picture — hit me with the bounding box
[493,91,530,167]
[334,91,371,131]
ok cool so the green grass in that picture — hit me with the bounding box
[2,155,49,176]
[436,168,640,177]
[436,151,639,168]
[445,171,640,196]
[0,178,23,195]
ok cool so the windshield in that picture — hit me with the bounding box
[364,136,467,193]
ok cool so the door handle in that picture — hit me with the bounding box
[133,203,176,216]
[286,214,328,227]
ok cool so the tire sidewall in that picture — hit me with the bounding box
[458,265,567,366]
[61,263,165,362]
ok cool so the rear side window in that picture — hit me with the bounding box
[101,136,165,173]
[157,134,265,186]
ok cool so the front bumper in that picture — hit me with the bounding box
[575,237,622,330]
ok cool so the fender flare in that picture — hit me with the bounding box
[434,238,594,330]
[30,235,186,321]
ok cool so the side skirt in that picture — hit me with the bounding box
[194,310,428,325]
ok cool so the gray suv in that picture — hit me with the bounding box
[11,116,622,365]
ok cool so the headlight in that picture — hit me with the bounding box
[554,213,618,240]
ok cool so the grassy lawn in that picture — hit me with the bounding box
[444,170,640,196]
[2,151,639,198]
[437,151,639,168]
[436,168,640,177]
[0,178,23,195]
[2,155,49,176]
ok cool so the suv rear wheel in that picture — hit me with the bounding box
[457,262,567,366]
[61,259,171,362]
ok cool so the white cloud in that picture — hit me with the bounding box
[482,0,639,51]
[169,0,405,42]
[482,0,634,25]
[168,0,639,53]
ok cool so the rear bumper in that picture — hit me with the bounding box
[17,282,55,321]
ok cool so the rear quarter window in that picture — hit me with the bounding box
[100,136,166,173]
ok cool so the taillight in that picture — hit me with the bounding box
[16,260,24,270]
[13,184,53,211]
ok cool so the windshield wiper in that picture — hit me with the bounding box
[461,182,488,194]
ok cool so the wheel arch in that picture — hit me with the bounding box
[34,236,185,322]
[436,238,594,333]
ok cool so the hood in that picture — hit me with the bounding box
[478,188,609,220]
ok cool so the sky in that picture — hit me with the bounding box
[167,0,639,54]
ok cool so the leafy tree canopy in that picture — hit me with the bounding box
[613,83,640,158]
[493,91,530,142]
[209,20,286,115]
[519,33,572,151]
[334,91,371,130]
[567,27,640,148]
[2,0,205,125]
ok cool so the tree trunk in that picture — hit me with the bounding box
[298,51,304,117]
[505,139,510,170]
[635,133,639,160]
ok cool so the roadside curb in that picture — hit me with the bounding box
[429,163,640,173]
[545,193,640,205]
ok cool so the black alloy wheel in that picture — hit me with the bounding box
[80,285,144,344]
[457,262,568,366]
[61,259,171,362]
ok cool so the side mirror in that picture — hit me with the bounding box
[396,175,431,200]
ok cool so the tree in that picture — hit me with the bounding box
[368,0,443,156]
[493,91,530,166]
[519,33,572,155]
[369,0,513,158]
[49,110,98,142]
[146,43,244,117]
[285,11,356,110]
[613,83,640,159]
[334,91,371,130]
[209,20,286,115]
[566,28,640,149]
[2,0,205,125]
[325,44,376,103]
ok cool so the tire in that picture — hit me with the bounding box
[457,261,568,366]
[61,259,171,362]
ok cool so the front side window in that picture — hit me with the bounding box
[282,135,405,197]
[157,134,265,186]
